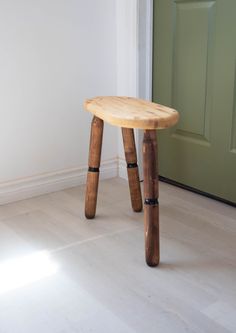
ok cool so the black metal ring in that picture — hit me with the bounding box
[127,163,138,169]
[144,198,159,206]
[88,167,99,173]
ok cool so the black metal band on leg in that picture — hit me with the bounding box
[88,167,100,173]
[127,162,138,169]
[144,198,159,206]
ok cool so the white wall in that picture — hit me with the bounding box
[0,0,118,203]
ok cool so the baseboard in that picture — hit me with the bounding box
[0,158,118,205]
[118,158,128,180]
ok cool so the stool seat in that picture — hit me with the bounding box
[84,96,179,129]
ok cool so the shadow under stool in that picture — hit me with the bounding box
[84,96,179,267]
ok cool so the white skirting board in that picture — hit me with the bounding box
[118,158,128,181]
[0,158,118,205]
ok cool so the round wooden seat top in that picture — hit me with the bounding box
[84,96,179,129]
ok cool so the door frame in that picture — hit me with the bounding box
[116,0,153,178]
[137,0,153,176]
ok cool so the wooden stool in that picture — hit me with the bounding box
[84,97,179,267]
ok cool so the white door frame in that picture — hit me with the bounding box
[137,0,153,101]
[136,0,153,178]
[116,0,153,179]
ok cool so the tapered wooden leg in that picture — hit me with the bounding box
[85,116,104,219]
[122,128,142,212]
[143,130,159,267]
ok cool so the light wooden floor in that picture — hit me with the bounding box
[0,178,235,333]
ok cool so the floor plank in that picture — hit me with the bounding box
[0,178,235,333]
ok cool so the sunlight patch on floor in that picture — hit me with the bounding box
[0,251,58,294]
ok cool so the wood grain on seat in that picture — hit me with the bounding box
[84,96,179,129]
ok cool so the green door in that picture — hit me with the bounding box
[153,0,236,204]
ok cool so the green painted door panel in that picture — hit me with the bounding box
[153,0,236,203]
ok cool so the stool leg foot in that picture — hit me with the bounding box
[85,116,104,219]
[143,130,159,267]
[122,128,142,212]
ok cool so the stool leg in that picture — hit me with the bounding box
[122,128,142,212]
[85,116,104,219]
[143,130,159,267]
